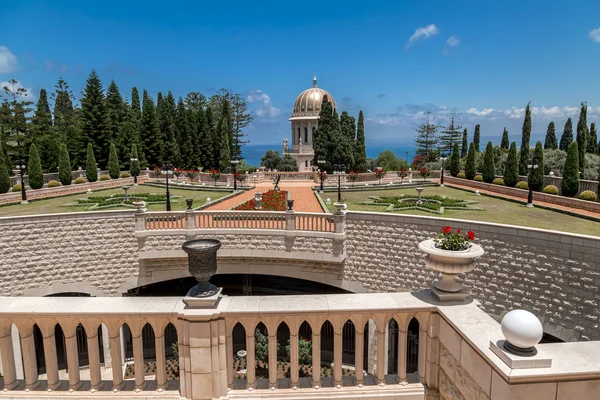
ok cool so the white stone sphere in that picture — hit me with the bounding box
[501,310,543,349]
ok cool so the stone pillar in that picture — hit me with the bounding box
[185,209,196,240]
[0,324,18,390]
[133,200,147,231]
[376,328,386,385]
[85,327,102,391]
[109,328,124,391]
[425,314,439,390]
[40,327,60,391]
[155,331,167,391]
[245,329,256,390]
[11,324,23,380]
[285,209,295,231]
[132,330,146,391]
[210,320,220,399]
[332,203,346,257]
[418,322,428,384]
[19,325,40,391]
[267,329,277,389]
[64,329,81,391]
[290,330,299,389]
[367,321,377,375]
[101,324,112,368]
[333,324,343,388]
[398,328,408,384]
[354,328,364,387]
[311,330,321,389]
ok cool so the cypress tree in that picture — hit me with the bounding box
[105,80,126,145]
[203,106,214,169]
[449,142,460,177]
[504,142,519,187]
[313,95,336,170]
[159,92,180,166]
[176,98,194,169]
[500,128,509,150]
[140,90,162,167]
[221,98,233,159]
[588,122,598,155]
[465,142,476,180]
[354,110,367,171]
[219,119,231,171]
[130,144,141,178]
[576,102,588,176]
[108,142,120,179]
[86,142,98,182]
[28,144,44,189]
[198,107,210,169]
[58,143,72,185]
[473,124,481,152]
[31,88,58,172]
[562,142,580,197]
[80,70,108,167]
[52,78,79,165]
[0,142,10,193]
[544,121,558,150]
[212,108,222,169]
[559,117,573,151]
[482,141,495,183]
[519,102,532,175]
[531,141,545,192]
[461,128,468,157]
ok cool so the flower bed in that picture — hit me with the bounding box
[233,189,288,211]
[360,194,483,214]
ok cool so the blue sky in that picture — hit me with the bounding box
[2,0,600,146]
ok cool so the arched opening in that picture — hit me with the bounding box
[387,318,399,374]
[406,318,419,375]
[304,127,308,143]
[232,322,246,381]
[164,323,179,380]
[320,320,333,378]
[254,322,269,380]
[342,319,355,366]
[363,319,376,384]
[297,128,301,143]
[142,323,156,380]
[277,322,290,378]
[122,323,133,361]
[298,321,312,379]
[33,324,45,375]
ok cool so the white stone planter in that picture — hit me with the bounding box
[418,239,484,301]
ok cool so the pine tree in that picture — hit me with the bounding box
[31,88,57,172]
[504,142,519,187]
[482,142,495,183]
[439,114,463,156]
[198,108,210,169]
[229,93,253,160]
[461,128,468,157]
[176,98,194,168]
[588,122,598,155]
[562,142,580,197]
[313,95,336,170]
[80,70,108,167]
[158,92,181,166]
[51,78,79,165]
[202,106,214,169]
[130,87,143,162]
[354,110,367,171]
[105,80,126,145]
[108,143,120,179]
[473,124,481,152]
[86,142,97,182]
[2,79,34,160]
[500,128,509,150]
[58,143,72,185]
[530,141,544,192]
[559,117,573,151]
[130,143,141,178]
[544,121,558,150]
[449,142,460,177]
[218,118,231,171]
[576,102,588,176]
[414,112,439,157]
[28,144,44,189]
[0,142,10,193]
[221,97,233,159]
[465,142,476,180]
[519,102,532,175]
[140,90,162,167]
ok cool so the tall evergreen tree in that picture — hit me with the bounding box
[140,90,162,167]
[519,102,532,175]
[465,142,476,180]
[562,142,580,197]
[414,112,439,157]
[229,93,253,160]
[203,105,215,169]
[337,111,356,168]
[588,122,598,155]
[58,143,72,185]
[0,142,10,193]
[504,142,519,187]
[85,142,97,182]
[105,80,126,149]
[482,142,496,183]
[198,108,210,169]
[439,114,463,156]
[559,117,573,151]
[530,141,544,192]
[159,92,181,166]
[449,142,460,177]
[500,128,510,150]
[31,88,58,172]
[544,121,558,150]
[51,78,79,165]
[221,97,233,158]
[130,144,141,178]
[354,110,367,171]
[313,96,336,170]
[461,128,468,157]
[28,143,44,189]
[576,102,588,176]
[80,70,108,167]
[473,124,481,152]
[219,118,231,171]
[176,98,194,168]
[108,143,120,179]
[2,79,33,160]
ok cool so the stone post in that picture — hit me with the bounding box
[133,200,147,232]
[285,209,295,231]
[332,203,346,257]
[185,209,196,240]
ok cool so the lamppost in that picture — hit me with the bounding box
[526,163,539,208]
[333,163,346,203]
[130,156,139,185]
[317,158,326,192]
[231,158,240,191]
[16,161,27,204]
[440,156,447,186]
[161,162,173,211]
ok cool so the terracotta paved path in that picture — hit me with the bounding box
[205,181,325,212]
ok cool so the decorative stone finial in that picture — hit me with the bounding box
[313,74,317,88]
[501,309,543,354]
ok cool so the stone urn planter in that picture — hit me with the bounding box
[418,238,484,301]
[182,239,221,298]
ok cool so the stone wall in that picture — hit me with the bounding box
[344,212,600,342]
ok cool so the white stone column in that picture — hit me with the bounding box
[64,330,81,391]
[154,332,167,391]
[354,328,364,386]
[109,330,124,391]
[311,330,321,388]
[131,331,145,391]
[19,326,40,391]
[41,329,60,391]
[290,331,299,389]
[333,325,343,388]
[85,328,102,391]
[376,328,385,385]
[398,328,408,384]
[267,329,277,389]
[0,325,18,390]
[245,330,256,390]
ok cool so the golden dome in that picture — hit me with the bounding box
[291,76,336,118]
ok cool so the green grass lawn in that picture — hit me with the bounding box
[0,185,230,217]
[322,185,600,237]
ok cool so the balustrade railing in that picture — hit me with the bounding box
[294,212,334,232]
[195,211,286,230]
[145,212,187,230]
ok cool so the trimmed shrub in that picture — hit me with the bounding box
[74,177,86,184]
[504,142,519,187]
[449,143,460,177]
[130,144,141,178]
[530,141,544,192]
[516,181,529,190]
[482,142,496,183]
[108,143,120,179]
[28,144,44,189]
[492,178,505,185]
[86,143,98,182]
[47,180,61,188]
[120,172,131,178]
[12,184,22,192]
[561,142,580,197]
[457,172,466,179]
[543,185,559,195]
[474,175,483,182]
[99,175,111,181]
[58,143,72,185]
[465,142,476,179]
[578,190,598,202]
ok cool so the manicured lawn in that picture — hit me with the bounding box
[0,185,230,217]
[321,185,600,237]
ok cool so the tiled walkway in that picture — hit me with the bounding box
[205,181,325,212]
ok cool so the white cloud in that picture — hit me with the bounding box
[407,24,438,46]
[0,80,36,102]
[589,28,600,43]
[0,46,18,73]
[246,90,281,120]
[447,35,460,47]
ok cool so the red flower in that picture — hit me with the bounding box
[456,228,461,234]
[441,226,452,234]
[466,231,475,241]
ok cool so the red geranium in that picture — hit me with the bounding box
[434,226,476,251]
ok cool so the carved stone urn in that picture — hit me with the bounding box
[418,239,484,301]
[182,239,221,298]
